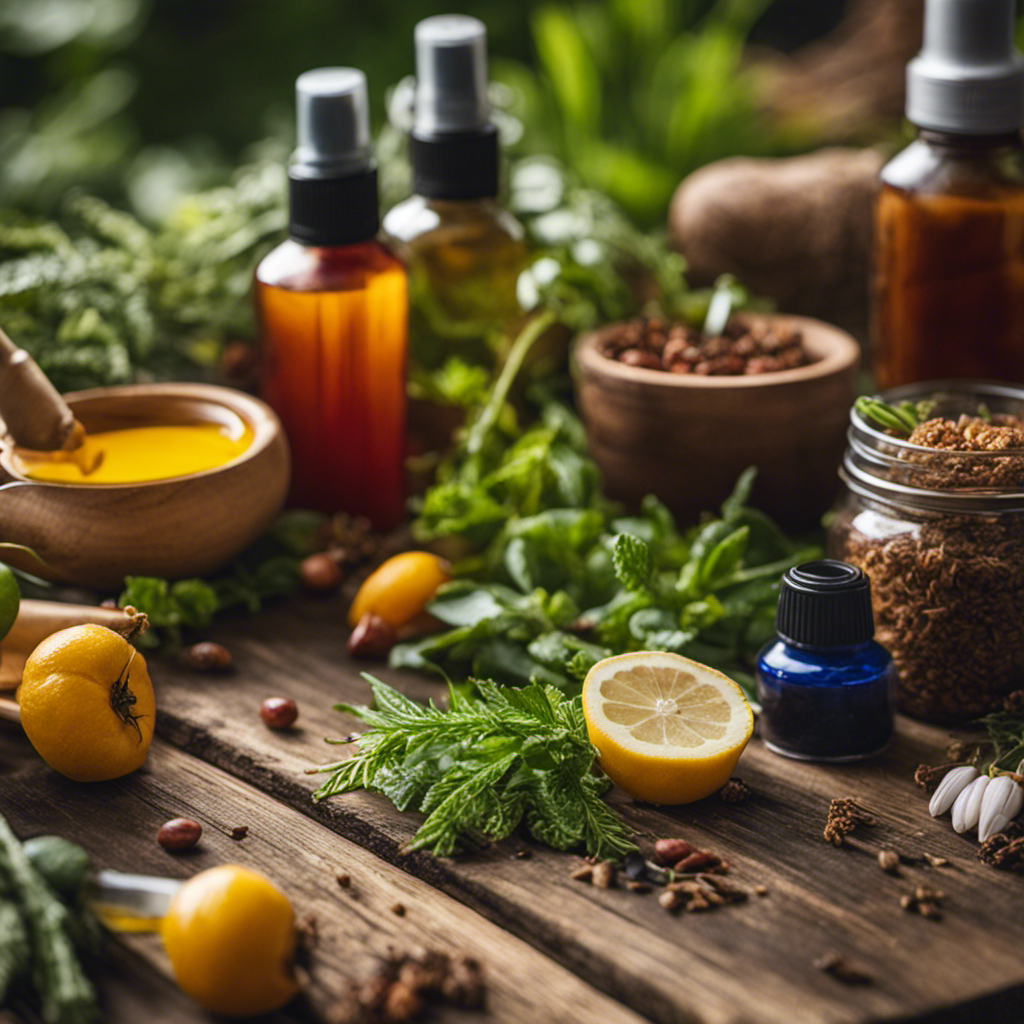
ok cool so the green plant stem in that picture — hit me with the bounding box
[465,310,557,458]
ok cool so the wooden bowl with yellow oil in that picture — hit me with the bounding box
[0,383,290,590]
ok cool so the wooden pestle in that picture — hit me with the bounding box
[0,325,79,451]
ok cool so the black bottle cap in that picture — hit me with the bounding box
[775,560,876,648]
[410,125,499,200]
[288,68,380,246]
[288,167,380,246]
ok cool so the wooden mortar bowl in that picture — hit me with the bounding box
[0,383,290,590]
[573,315,860,528]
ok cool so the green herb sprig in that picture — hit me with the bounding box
[312,675,636,861]
[854,396,937,436]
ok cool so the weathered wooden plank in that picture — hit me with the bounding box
[0,730,649,1024]
[135,595,1024,1024]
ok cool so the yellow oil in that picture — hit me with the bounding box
[92,904,165,934]
[17,422,253,485]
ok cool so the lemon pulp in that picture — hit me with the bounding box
[582,651,753,805]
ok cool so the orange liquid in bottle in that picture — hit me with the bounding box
[256,239,407,529]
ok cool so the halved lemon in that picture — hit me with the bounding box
[582,651,754,805]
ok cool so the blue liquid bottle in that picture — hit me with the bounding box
[757,560,894,762]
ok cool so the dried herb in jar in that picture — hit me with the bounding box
[831,394,1024,722]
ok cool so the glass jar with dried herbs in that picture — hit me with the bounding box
[828,382,1024,723]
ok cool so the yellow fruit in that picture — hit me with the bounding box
[19,624,156,782]
[162,865,299,1018]
[348,551,450,628]
[582,651,753,805]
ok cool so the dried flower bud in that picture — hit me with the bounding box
[951,775,989,833]
[978,774,1024,842]
[929,765,978,816]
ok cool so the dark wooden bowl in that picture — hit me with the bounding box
[0,383,290,590]
[573,314,860,528]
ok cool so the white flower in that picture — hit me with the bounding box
[929,765,979,816]
[978,775,1024,842]
[951,775,990,833]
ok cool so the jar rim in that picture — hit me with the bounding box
[845,379,1024,513]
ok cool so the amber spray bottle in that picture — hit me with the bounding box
[383,15,527,451]
[873,0,1024,388]
[256,69,407,529]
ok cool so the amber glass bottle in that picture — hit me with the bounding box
[383,16,526,417]
[256,69,407,529]
[873,0,1024,388]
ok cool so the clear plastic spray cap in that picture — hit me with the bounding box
[906,0,1024,133]
[294,67,372,177]
[414,14,490,135]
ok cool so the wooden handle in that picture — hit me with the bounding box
[0,326,77,451]
[0,697,20,725]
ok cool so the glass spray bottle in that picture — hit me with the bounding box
[256,68,407,529]
[873,0,1024,388]
[383,15,526,449]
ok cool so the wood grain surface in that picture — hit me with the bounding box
[0,733,646,1024]
[4,591,1024,1024]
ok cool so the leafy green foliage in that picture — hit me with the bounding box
[499,0,811,226]
[313,675,636,860]
[402,390,819,702]
[0,164,284,391]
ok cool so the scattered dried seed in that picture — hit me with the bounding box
[184,641,232,673]
[626,880,652,893]
[814,952,873,986]
[686,891,713,913]
[383,982,423,1021]
[914,886,945,902]
[699,875,748,902]
[658,890,681,911]
[156,818,202,852]
[296,912,319,950]
[923,852,952,868]
[514,849,532,860]
[390,902,406,917]
[918,901,942,920]
[754,884,769,897]
[592,861,616,889]
[653,838,695,866]
[347,612,398,660]
[260,696,298,730]
[336,872,351,889]
[719,777,751,804]
[569,864,594,883]
[878,850,900,874]
[300,551,344,592]
[675,850,720,872]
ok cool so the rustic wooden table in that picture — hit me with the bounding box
[2,594,1023,1024]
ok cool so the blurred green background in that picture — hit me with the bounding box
[0,0,851,227]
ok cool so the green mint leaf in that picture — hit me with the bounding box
[612,533,652,591]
